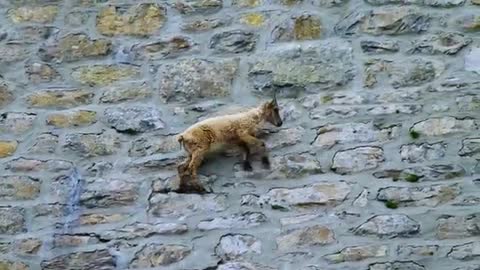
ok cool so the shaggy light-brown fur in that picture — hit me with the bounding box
[176,97,283,193]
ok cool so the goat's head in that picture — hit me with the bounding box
[262,91,283,127]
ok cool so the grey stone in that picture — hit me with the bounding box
[99,84,153,104]
[360,40,400,53]
[353,214,420,238]
[397,245,439,257]
[324,245,388,263]
[134,36,197,60]
[265,127,304,151]
[80,178,139,208]
[0,112,36,134]
[0,207,26,234]
[459,138,480,158]
[129,135,178,157]
[409,32,472,55]
[276,225,335,251]
[366,104,422,115]
[248,40,354,96]
[353,189,369,207]
[374,164,466,182]
[100,222,187,240]
[158,58,238,103]
[197,212,267,231]
[41,249,115,270]
[400,142,447,163]
[368,261,425,270]
[448,242,480,260]
[332,146,385,174]
[149,193,227,218]
[215,234,262,261]
[377,184,461,207]
[210,30,256,53]
[411,117,477,136]
[436,213,480,239]
[28,133,58,154]
[63,131,121,157]
[388,59,439,88]
[465,47,480,74]
[0,175,41,201]
[258,182,350,210]
[130,244,191,268]
[103,106,165,133]
[271,14,322,42]
[313,122,399,148]
[174,0,223,14]
[216,261,276,270]
[5,157,73,173]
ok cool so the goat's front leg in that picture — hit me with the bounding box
[238,141,253,171]
[187,149,208,192]
[239,133,271,170]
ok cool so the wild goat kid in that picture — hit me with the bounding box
[177,95,283,192]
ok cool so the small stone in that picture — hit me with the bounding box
[47,110,96,128]
[100,222,187,240]
[181,17,230,32]
[0,43,30,63]
[249,40,354,94]
[266,127,304,150]
[233,0,262,7]
[149,193,227,218]
[459,138,480,158]
[41,249,115,270]
[79,213,127,226]
[103,106,165,133]
[377,184,461,207]
[279,214,320,226]
[313,122,399,148]
[0,82,14,108]
[353,189,369,207]
[409,32,471,55]
[397,245,439,257]
[454,14,480,32]
[174,0,223,14]
[0,175,40,201]
[0,112,36,134]
[126,153,183,173]
[8,26,57,44]
[0,260,29,270]
[240,13,265,27]
[335,8,430,36]
[276,225,335,251]
[29,133,58,154]
[135,37,195,59]
[360,40,400,54]
[63,131,121,157]
[448,242,480,260]
[65,11,89,27]
[436,213,480,239]
[8,6,58,23]
[411,117,477,136]
[400,142,447,163]
[197,212,267,231]
[234,152,323,180]
[15,238,42,255]
[96,4,166,37]
[368,261,425,270]
[39,33,112,63]
[129,135,177,157]
[465,47,480,74]
[159,58,238,103]
[26,88,93,109]
[71,64,140,86]
[375,164,466,182]
[215,234,262,261]
[456,94,480,111]
[0,206,25,234]
[217,261,276,270]
[130,244,191,268]
[353,214,420,238]
[100,84,152,104]
[324,245,388,263]
[473,0,480,4]
[53,234,100,248]
[332,146,385,174]
[210,30,256,54]
[0,140,18,158]
[367,104,422,115]
[80,178,138,208]
[25,62,60,83]
[258,182,350,210]
[271,14,321,42]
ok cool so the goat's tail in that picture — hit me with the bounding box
[177,134,185,149]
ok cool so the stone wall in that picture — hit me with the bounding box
[0,0,480,269]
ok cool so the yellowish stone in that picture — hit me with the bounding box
[72,65,140,86]
[79,213,126,225]
[8,6,58,24]
[96,4,166,37]
[26,89,93,108]
[47,110,97,128]
[472,0,480,4]
[240,13,265,27]
[233,0,261,7]
[0,141,18,158]
[294,15,321,40]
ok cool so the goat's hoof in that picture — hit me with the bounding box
[243,161,253,171]
[261,157,271,169]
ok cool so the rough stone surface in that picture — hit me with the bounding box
[0,0,478,269]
